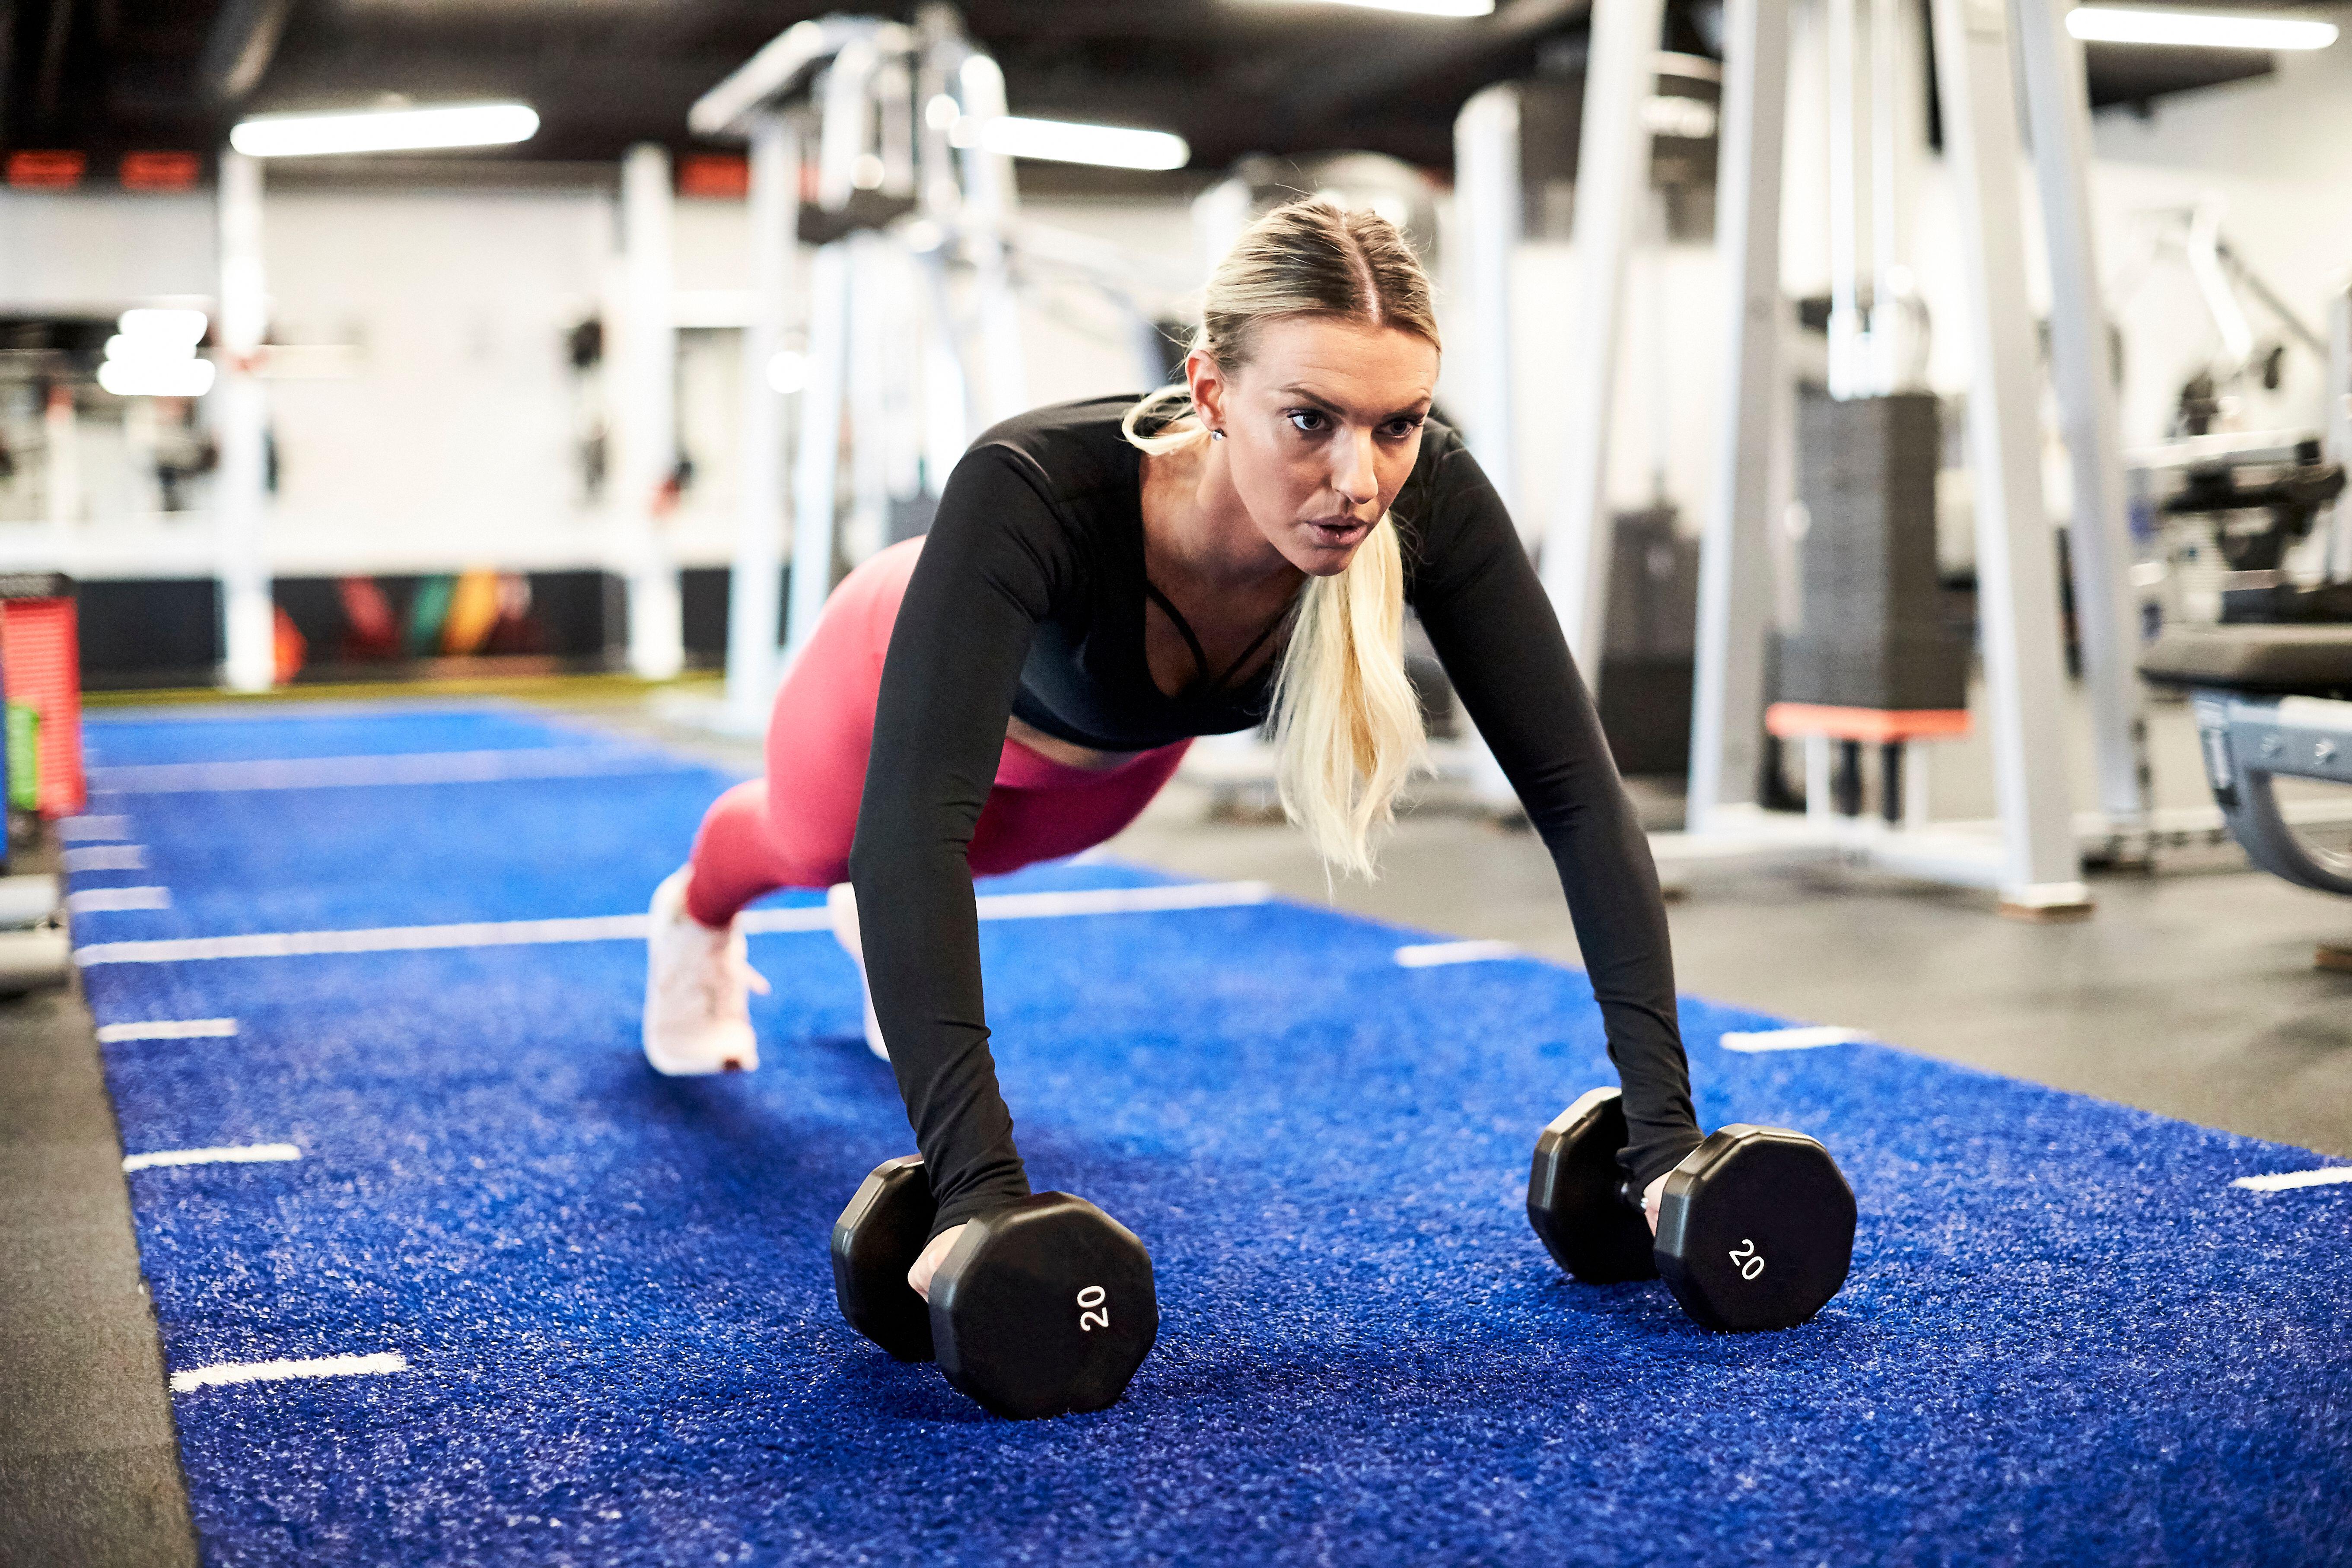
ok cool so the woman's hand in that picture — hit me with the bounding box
[908,1222,967,1301]
[1642,1174,1666,1236]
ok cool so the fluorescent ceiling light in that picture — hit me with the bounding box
[117,308,208,347]
[230,102,540,158]
[2065,6,2339,48]
[1260,0,1496,15]
[1260,0,1496,13]
[99,359,217,398]
[954,116,1190,171]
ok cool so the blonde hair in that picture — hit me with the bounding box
[1122,198,1436,878]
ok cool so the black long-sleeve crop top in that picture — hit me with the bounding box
[848,396,1703,1235]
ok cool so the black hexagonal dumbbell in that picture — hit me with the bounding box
[831,1155,1158,1419]
[1528,1087,1856,1331]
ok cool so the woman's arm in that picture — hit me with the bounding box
[850,445,1071,1235]
[1406,437,1705,1188]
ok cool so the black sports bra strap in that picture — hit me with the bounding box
[1143,579,1214,691]
[1206,607,1289,697]
[1144,577,1292,700]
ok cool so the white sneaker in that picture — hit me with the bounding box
[826,882,889,1062]
[643,867,768,1076]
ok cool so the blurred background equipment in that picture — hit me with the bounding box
[0,571,78,996]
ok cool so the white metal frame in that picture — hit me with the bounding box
[1659,0,2117,912]
[2330,281,2352,580]
[216,150,274,693]
[619,143,685,682]
[2015,0,2151,838]
[1685,0,1789,830]
[689,13,1033,721]
[1540,0,1668,682]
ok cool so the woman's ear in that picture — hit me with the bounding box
[1185,348,1227,436]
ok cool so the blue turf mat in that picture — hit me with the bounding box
[72,706,2352,1566]
[80,704,618,766]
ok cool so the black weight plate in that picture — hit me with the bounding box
[1528,1087,1659,1285]
[1653,1126,1856,1331]
[931,1194,1157,1421]
[831,1155,937,1362]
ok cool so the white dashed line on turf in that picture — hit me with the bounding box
[2231,1167,2352,1193]
[87,747,697,795]
[57,814,134,842]
[73,881,1274,967]
[1719,1026,1875,1053]
[95,1018,239,1043]
[66,886,171,913]
[1394,939,1520,968]
[122,1142,300,1172]
[169,1352,407,1393]
[63,845,148,872]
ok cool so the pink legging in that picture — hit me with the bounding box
[684,538,1192,927]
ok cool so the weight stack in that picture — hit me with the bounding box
[1777,392,1969,712]
[1598,506,1700,777]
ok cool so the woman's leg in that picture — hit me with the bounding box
[967,741,1193,877]
[649,540,924,1073]
[680,538,925,925]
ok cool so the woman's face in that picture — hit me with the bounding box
[1190,315,1439,579]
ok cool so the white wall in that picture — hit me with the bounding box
[261,190,613,566]
[0,190,216,309]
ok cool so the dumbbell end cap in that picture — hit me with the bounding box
[831,1154,937,1363]
[1655,1125,1856,1332]
[1528,1086,1660,1285]
[931,1193,1158,1421]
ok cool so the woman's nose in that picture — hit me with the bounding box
[1332,433,1378,509]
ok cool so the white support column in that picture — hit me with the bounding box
[785,241,850,661]
[1687,0,1791,827]
[956,51,1026,426]
[725,113,799,730]
[917,246,972,489]
[2327,283,2352,580]
[2015,0,2148,834]
[1824,0,1870,398]
[1868,0,1928,391]
[619,143,684,681]
[214,149,274,693]
[1927,0,2087,910]
[1453,83,1523,518]
[41,386,80,543]
[1541,0,1664,682]
[844,228,895,563]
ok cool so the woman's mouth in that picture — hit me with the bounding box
[1304,515,1371,547]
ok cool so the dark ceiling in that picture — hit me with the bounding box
[0,0,2313,193]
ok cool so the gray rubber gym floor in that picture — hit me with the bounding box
[5,683,2346,1566]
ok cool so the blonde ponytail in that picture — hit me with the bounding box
[1268,512,1426,878]
[1119,385,1208,455]
[1124,196,1439,879]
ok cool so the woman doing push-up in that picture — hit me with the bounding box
[642,197,1705,1303]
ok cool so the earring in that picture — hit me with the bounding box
[1209,429,1226,441]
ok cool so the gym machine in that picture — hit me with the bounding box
[0,575,82,996]
[688,7,1194,734]
[1482,0,2149,916]
[2142,268,2352,954]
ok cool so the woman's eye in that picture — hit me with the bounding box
[1286,410,1327,434]
[1383,417,1426,439]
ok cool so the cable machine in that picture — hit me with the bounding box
[687,8,1026,730]
[1480,0,2151,916]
